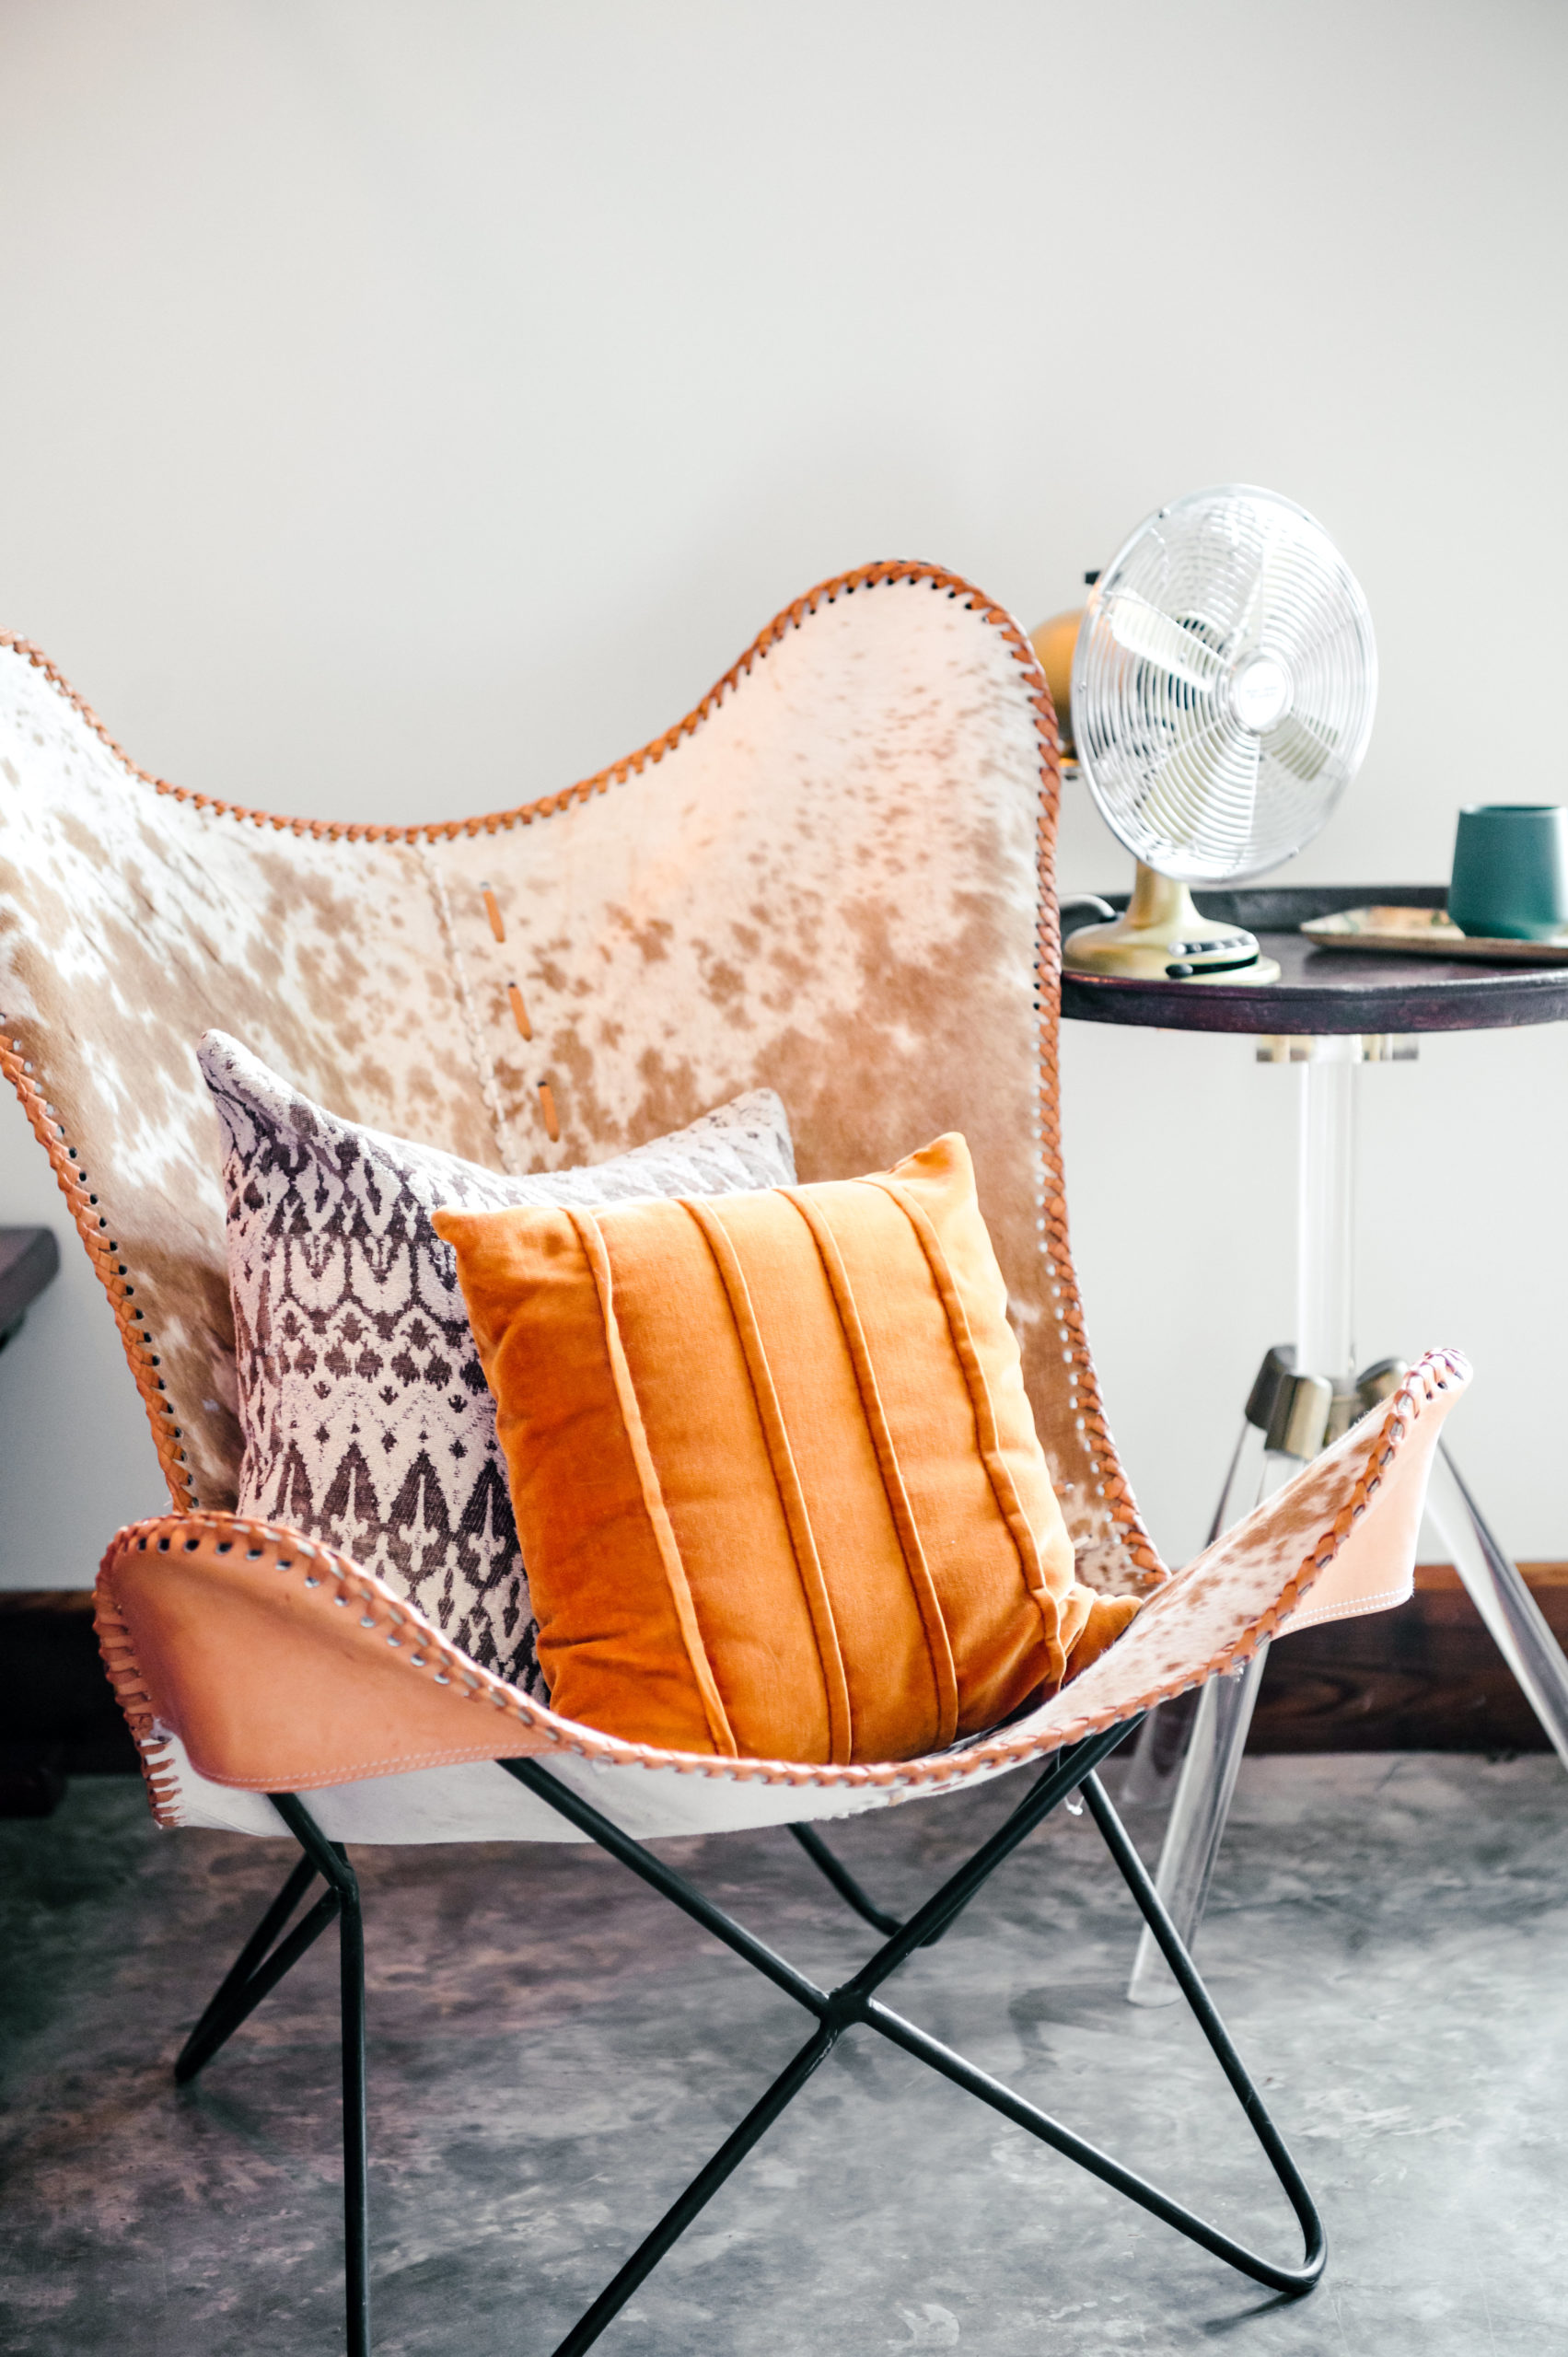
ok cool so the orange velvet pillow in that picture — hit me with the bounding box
[435,1135,1138,1763]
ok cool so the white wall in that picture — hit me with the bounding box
[0,0,1564,1586]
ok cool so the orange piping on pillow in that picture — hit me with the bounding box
[867,1175,1075,1691]
[683,1198,854,1763]
[783,1187,959,1749]
[565,1207,738,1757]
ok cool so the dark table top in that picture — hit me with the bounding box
[1059,886,1568,1036]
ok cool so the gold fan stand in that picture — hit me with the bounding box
[1062,862,1281,983]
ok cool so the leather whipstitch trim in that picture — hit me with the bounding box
[0,1030,193,1509]
[2,567,1044,844]
[90,1351,1467,1804]
[1,566,1146,1562]
[681,1197,855,1764]
[1007,641,1159,1585]
[96,1513,569,1809]
[92,1583,185,1826]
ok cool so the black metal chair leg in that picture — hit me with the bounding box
[177,1732,1317,2354]
[788,1821,901,1936]
[865,1991,1321,2295]
[273,1797,370,2357]
[503,1724,1324,2348]
[339,1855,369,2357]
[1078,1772,1324,2279]
[787,1820,956,1948]
[175,1854,339,2085]
[551,2024,837,2357]
[180,1852,318,2051]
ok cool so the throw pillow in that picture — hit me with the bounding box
[201,1031,797,1692]
[436,1133,1140,1762]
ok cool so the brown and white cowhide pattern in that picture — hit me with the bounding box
[0,572,1155,1596]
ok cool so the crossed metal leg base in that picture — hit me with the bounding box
[174,1719,1326,2355]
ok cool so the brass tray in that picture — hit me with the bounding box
[1300,905,1568,966]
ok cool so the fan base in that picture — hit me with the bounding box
[1063,866,1281,984]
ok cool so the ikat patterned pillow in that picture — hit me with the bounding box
[200,1031,796,1694]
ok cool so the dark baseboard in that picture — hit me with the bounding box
[2,1567,1564,1819]
[1250,1563,1568,1753]
[0,1592,139,1816]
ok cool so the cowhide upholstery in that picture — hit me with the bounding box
[0,564,1159,1598]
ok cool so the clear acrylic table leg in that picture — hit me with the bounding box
[1120,1420,1266,1808]
[1127,1045,1360,2007]
[1424,1442,1568,1774]
[1125,1451,1296,2006]
[1124,1651,1270,2003]
[1125,1035,1568,2005]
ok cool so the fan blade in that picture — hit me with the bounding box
[1264,711,1339,783]
[1140,720,1260,865]
[1102,592,1222,692]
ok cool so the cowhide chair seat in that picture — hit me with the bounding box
[0,565,1466,2354]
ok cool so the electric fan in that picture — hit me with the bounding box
[1036,485,1377,981]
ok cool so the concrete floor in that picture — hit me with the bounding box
[2,1755,1566,2356]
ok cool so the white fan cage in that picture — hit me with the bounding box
[1071,484,1377,884]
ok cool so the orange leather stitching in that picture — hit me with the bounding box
[89,1352,1467,1802]
[93,1581,184,1824]
[193,1744,554,1790]
[2,569,1037,843]
[0,1034,192,1507]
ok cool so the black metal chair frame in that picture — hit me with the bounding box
[172,1717,1325,2356]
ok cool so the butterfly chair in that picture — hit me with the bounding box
[0,568,1466,2357]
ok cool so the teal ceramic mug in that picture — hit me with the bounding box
[1448,805,1568,941]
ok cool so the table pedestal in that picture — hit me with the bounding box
[1123,1039,1568,2006]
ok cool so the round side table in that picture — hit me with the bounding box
[1060,883,1568,2005]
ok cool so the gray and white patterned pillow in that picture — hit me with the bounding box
[200,1031,796,1694]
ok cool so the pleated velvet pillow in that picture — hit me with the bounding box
[435,1134,1139,1763]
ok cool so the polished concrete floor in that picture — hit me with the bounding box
[2,1754,1566,2356]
